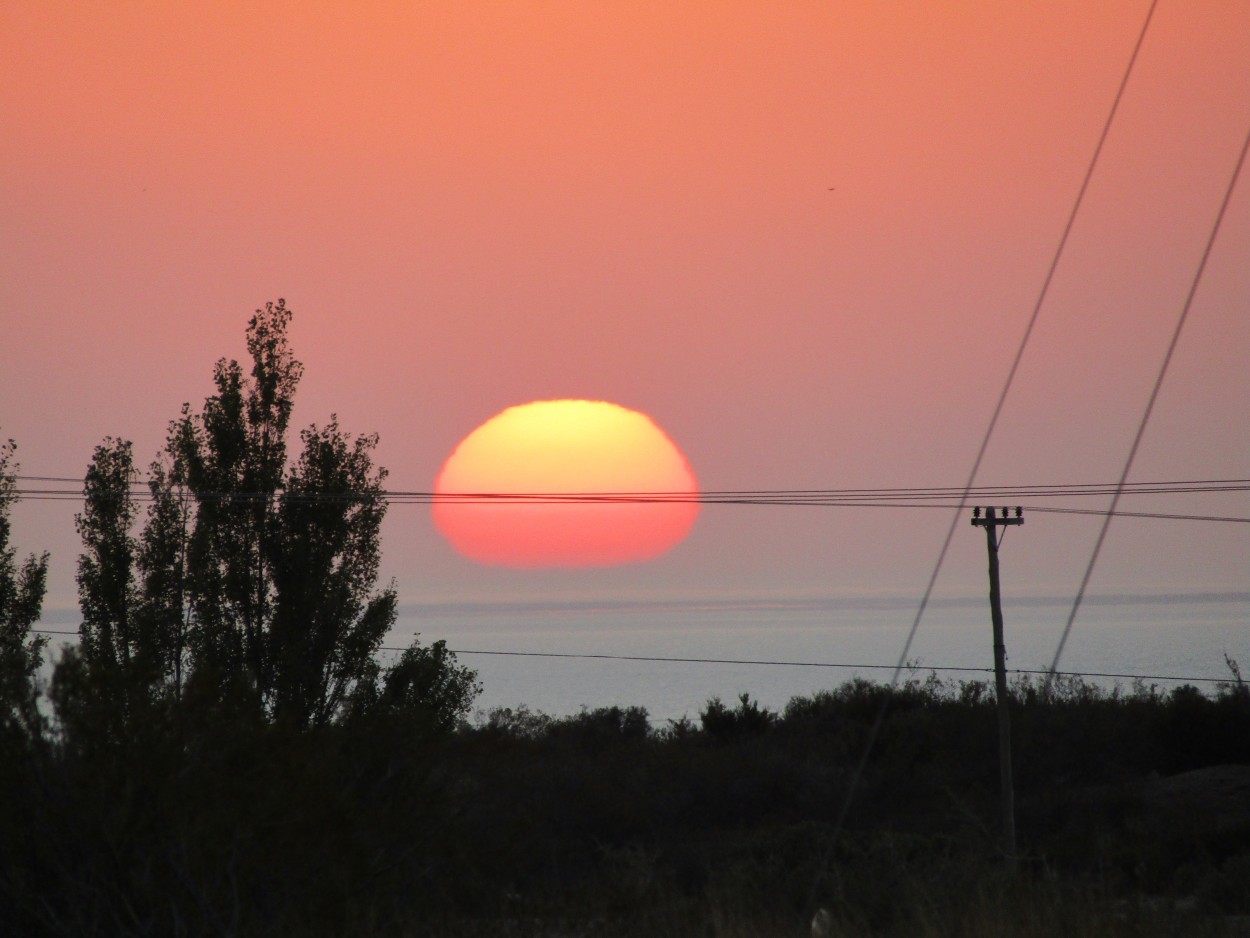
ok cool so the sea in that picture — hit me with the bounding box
[387,592,1249,726]
[31,591,1247,726]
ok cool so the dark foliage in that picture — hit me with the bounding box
[0,307,486,937]
[700,692,777,742]
[55,301,479,734]
[4,662,1249,934]
[3,712,460,937]
[428,671,1250,933]
[0,435,50,741]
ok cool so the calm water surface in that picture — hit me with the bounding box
[390,592,1249,724]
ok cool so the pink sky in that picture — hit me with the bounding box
[3,1,1247,614]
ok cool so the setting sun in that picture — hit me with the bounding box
[433,400,699,568]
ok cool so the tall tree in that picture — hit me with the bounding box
[170,299,387,724]
[168,298,302,700]
[74,439,139,674]
[62,299,471,731]
[134,452,193,698]
[78,297,467,730]
[269,419,396,727]
[0,436,49,740]
[60,439,181,739]
[59,440,196,737]
[173,301,302,694]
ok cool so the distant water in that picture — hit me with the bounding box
[388,592,1249,725]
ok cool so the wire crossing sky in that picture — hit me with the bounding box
[1048,116,1250,677]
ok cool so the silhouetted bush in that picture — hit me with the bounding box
[699,692,777,742]
[550,704,652,748]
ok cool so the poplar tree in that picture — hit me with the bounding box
[74,439,139,676]
[171,299,304,703]
[64,299,476,732]
[56,439,187,739]
[0,437,49,741]
[268,418,395,727]
[134,453,193,698]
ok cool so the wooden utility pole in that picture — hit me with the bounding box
[971,506,1023,864]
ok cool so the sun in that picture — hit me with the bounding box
[433,400,700,568]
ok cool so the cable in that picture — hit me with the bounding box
[1048,118,1250,680]
[26,627,1235,686]
[18,474,1249,494]
[15,490,1247,525]
[11,478,1249,510]
[396,648,1238,686]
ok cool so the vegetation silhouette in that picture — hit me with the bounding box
[0,434,50,742]
[57,300,462,733]
[1,304,481,936]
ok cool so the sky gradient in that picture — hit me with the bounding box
[3,1,1247,619]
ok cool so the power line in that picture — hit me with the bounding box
[394,648,1238,687]
[26,627,1235,686]
[1048,117,1250,680]
[13,495,1246,524]
[18,474,1248,494]
[11,478,1249,519]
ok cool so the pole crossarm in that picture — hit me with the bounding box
[970,506,1025,527]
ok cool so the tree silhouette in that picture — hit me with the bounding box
[267,418,396,727]
[63,299,476,732]
[135,451,193,698]
[56,439,190,740]
[0,436,49,742]
[168,301,302,702]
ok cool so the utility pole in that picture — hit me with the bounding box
[971,505,1023,865]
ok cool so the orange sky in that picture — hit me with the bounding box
[2,1,1247,611]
